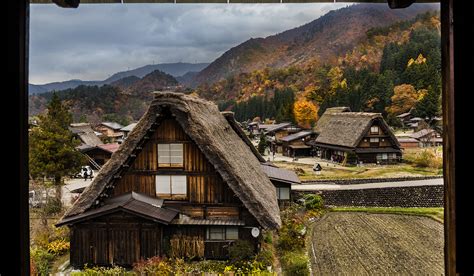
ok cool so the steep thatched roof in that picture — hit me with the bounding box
[69,123,102,146]
[314,107,351,134]
[223,111,300,185]
[222,111,266,163]
[315,110,401,149]
[62,92,281,229]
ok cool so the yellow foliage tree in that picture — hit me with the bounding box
[386,84,418,116]
[294,99,319,129]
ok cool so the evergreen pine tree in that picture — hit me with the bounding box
[29,93,86,208]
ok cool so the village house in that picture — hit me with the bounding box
[77,143,120,169]
[57,92,281,268]
[69,123,103,147]
[280,130,316,157]
[94,121,125,143]
[120,122,138,140]
[313,107,402,164]
[222,112,300,205]
[264,123,301,154]
[410,128,443,147]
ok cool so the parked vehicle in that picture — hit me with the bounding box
[72,166,94,179]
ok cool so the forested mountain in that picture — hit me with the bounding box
[191,3,438,87]
[29,70,182,125]
[206,10,441,128]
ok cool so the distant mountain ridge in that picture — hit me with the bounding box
[191,3,439,87]
[29,62,209,95]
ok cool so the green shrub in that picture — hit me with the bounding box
[71,265,132,275]
[228,240,255,262]
[263,231,273,244]
[255,248,274,267]
[30,247,54,276]
[281,251,309,276]
[47,239,70,256]
[43,197,63,215]
[132,256,172,275]
[303,194,324,211]
[413,149,443,169]
[187,260,227,273]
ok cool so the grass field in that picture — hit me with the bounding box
[274,160,442,180]
[330,206,444,222]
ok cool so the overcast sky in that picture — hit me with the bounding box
[29,3,351,84]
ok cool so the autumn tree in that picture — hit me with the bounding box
[29,93,86,208]
[386,84,418,116]
[294,99,319,129]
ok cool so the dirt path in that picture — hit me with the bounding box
[310,212,444,275]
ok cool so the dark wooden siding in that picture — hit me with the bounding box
[69,213,162,268]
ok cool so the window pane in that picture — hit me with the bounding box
[275,187,280,199]
[170,156,183,165]
[158,144,170,164]
[226,227,239,240]
[279,187,290,200]
[370,138,379,143]
[171,175,187,194]
[170,144,183,151]
[156,175,171,194]
[209,227,224,240]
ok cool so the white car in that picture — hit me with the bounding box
[73,166,94,179]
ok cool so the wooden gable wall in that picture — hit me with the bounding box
[112,118,239,205]
[357,120,398,148]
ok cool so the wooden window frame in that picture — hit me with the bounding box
[12,1,473,275]
[157,143,184,168]
[155,175,187,199]
[370,126,379,134]
[206,226,239,241]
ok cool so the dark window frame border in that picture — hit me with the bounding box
[8,0,473,275]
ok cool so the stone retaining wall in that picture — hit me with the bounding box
[292,185,444,207]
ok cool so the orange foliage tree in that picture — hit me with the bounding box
[294,99,319,129]
[386,84,418,116]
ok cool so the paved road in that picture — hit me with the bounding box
[62,170,97,207]
[293,178,443,191]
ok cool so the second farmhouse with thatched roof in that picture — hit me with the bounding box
[313,107,402,164]
[57,92,282,268]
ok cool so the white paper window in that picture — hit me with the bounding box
[155,175,187,196]
[276,187,290,200]
[370,138,379,143]
[158,143,183,167]
[207,227,239,240]
[371,126,379,134]
[226,227,239,240]
[208,227,225,240]
[156,175,171,194]
[382,153,388,159]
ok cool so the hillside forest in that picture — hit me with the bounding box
[209,11,441,128]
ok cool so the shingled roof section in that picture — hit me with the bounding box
[314,110,401,149]
[62,92,281,229]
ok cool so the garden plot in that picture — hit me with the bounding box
[311,212,444,275]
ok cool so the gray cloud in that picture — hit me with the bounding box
[29,3,350,84]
